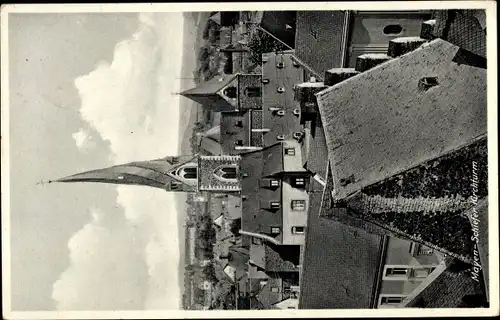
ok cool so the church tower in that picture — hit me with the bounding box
[53,155,242,194]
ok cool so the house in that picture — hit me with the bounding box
[316,37,487,263]
[294,10,432,75]
[299,165,449,309]
[219,110,264,154]
[180,73,262,112]
[240,141,312,246]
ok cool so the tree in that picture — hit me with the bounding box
[248,30,288,65]
[229,218,241,235]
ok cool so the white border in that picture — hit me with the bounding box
[1,1,498,319]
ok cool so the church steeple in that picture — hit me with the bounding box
[54,155,242,194]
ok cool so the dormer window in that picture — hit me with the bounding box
[276,110,285,116]
[252,237,262,245]
[293,132,303,140]
[235,120,243,127]
[277,135,285,141]
[170,181,181,191]
[292,226,305,234]
[293,108,300,116]
[276,62,284,69]
[270,201,281,210]
[277,86,285,93]
[262,79,270,84]
[234,140,243,146]
[270,179,280,187]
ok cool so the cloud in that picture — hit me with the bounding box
[53,12,186,310]
[72,128,96,152]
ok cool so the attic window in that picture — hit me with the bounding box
[276,109,285,116]
[277,86,286,93]
[293,132,303,140]
[277,135,285,141]
[293,108,300,116]
[276,62,284,69]
[418,77,439,91]
[383,24,403,35]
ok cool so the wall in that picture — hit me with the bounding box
[384,237,440,266]
[281,179,308,245]
[348,12,431,66]
[238,74,263,110]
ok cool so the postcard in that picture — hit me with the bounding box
[1,2,498,319]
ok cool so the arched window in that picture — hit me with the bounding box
[178,166,198,180]
[223,86,237,99]
[214,166,238,181]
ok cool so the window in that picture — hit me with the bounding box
[234,140,243,146]
[293,108,300,116]
[270,201,281,209]
[294,177,305,187]
[277,86,285,93]
[245,86,262,98]
[276,62,284,69]
[170,157,179,164]
[214,166,238,180]
[270,227,281,234]
[223,86,237,99]
[117,176,124,180]
[385,268,408,276]
[235,120,243,127]
[380,296,404,305]
[271,287,279,293]
[270,179,280,187]
[285,147,295,156]
[293,132,303,140]
[262,79,270,84]
[177,166,197,179]
[292,226,305,234]
[277,135,285,140]
[383,24,403,36]
[276,110,285,116]
[291,200,306,211]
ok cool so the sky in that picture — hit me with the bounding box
[8,12,193,311]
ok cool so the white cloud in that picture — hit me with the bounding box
[72,128,96,152]
[53,12,186,311]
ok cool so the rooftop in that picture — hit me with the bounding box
[316,38,487,201]
[262,51,304,146]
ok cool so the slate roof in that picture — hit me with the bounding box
[299,164,384,309]
[180,74,237,110]
[240,143,284,242]
[262,51,304,146]
[220,111,251,153]
[432,9,486,58]
[302,121,328,180]
[316,38,487,201]
[402,258,487,308]
[258,11,297,49]
[256,278,291,309]
[295,11,347,76]
[199,137,222,155]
